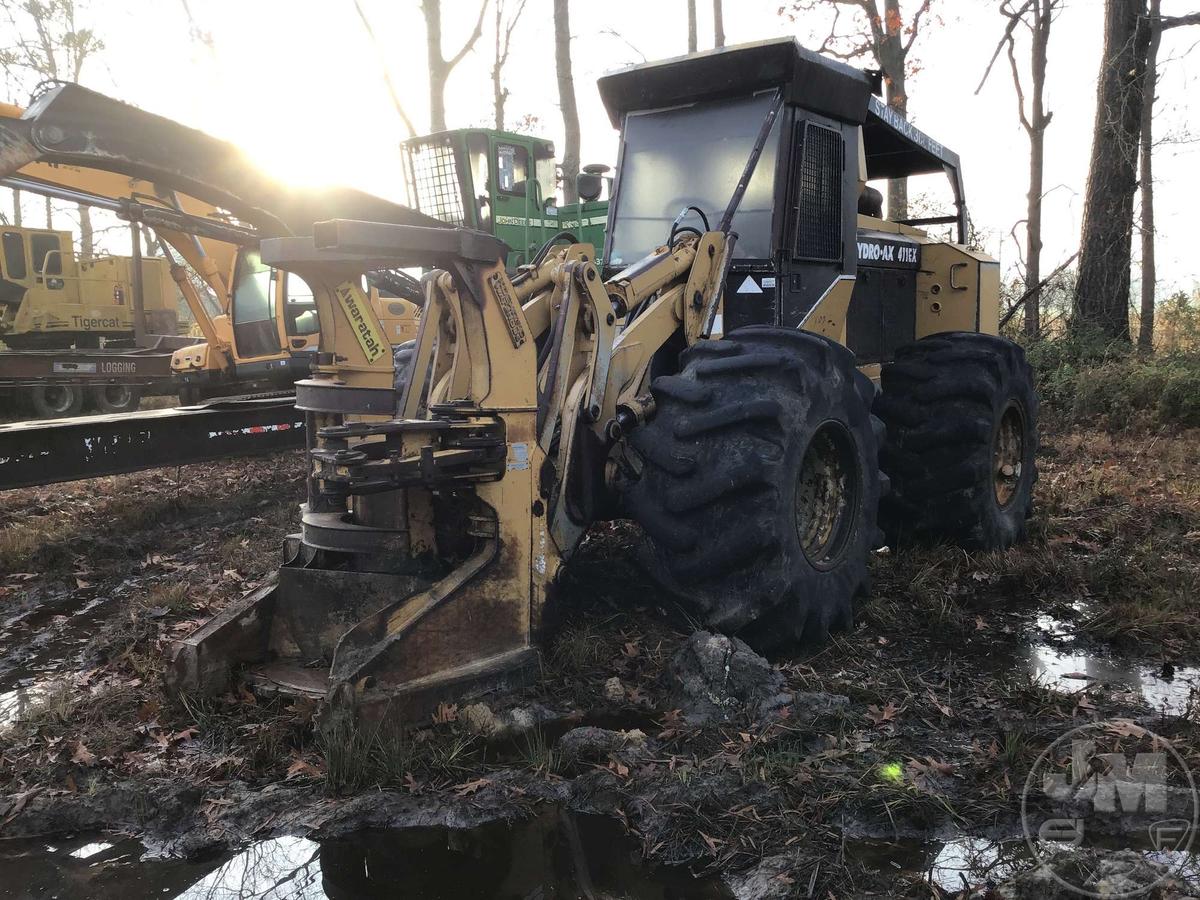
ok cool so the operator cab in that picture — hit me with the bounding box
[598,38,996,367]
[402,128,609,270]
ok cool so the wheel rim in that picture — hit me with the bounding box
[102,385,132,407]
[795,422,860,569]
[44,386,74,414]
[993,401,1025,508]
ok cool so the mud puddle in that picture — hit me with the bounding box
[845,834,1200,893]
[0,585,112,693]
[1023,612,1199,716]
[0,809,727,900]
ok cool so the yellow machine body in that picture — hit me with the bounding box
[0,226,179,347]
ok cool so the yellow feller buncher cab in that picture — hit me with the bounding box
[169,40,1039,727]
[0,225,179,349]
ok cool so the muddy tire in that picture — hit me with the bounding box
[875,331,1038,549]
[625,326,883,651]
[28,383,84,418]
[89,384,141,414]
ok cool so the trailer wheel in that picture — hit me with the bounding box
[875,331,1038,549]
[28,383,84,418]
[625,326,884,651]
[89,384,142,414]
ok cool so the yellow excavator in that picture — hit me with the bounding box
[148,39,1039,727]
[0,92,425,403]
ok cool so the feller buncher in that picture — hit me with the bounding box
[164,39,1038,723]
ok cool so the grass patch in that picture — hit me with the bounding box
[1024,332,1200,430]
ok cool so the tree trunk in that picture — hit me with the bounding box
[1072,0,1151,342]
[713,0,725,47]
[1137,0,1162,354]
[423,0,449,132]
[1023,2,1052,336]
[687,0,697,52]
[880,0,908,220]
[78,204,93,259]
[45,195,52,229]
[554,0,581,203]
[884,74,908,220]
[11,189,20,227]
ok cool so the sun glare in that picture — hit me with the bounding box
[199,3,411,203]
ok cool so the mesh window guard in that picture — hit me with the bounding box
[793,122,843,263]
[407,141,466,226]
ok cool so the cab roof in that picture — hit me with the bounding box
[598,37,962,181]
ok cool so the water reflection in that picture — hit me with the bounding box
[1027,643,1199,716]
[846,836,1032,890]
[0,811,724,899]
[0,678,53,729]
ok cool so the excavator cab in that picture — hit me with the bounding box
[402,129,609,269]
[170,245,423,400]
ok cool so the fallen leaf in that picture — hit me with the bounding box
[1105,719,1146,738]
[867,702,899,726]
[285,759,322,780]
[71,742,96,767]
[453,777,491,796]
[699,831,724,853]
[926,691,954,718]
[432,702,459,724]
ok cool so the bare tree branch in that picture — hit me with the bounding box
[1004,26,1032,132]
[1160,11,1200,28]
[903,0,933,53]
[999,251,1078,329]
[447,0,490,71]
[975,0,1033,94]
[351,0,416,137]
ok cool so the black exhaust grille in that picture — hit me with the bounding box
[793,122,843,262]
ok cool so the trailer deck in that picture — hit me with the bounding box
[0,395,304,490]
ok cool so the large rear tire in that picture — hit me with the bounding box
[875,331,1038,549]
[625,327,883,651]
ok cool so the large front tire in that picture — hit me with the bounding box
[625,327,883,651]
[875,332,1038,549]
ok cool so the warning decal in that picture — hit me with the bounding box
[334,280,388,364]
[736,275,763,294]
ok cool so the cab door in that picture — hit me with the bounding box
[229,248,285,363]
[488,136,537,268]
[0,230,30,309]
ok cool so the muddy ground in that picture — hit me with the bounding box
[0,424,1198,897]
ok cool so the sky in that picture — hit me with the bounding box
[3,0,1198,295]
